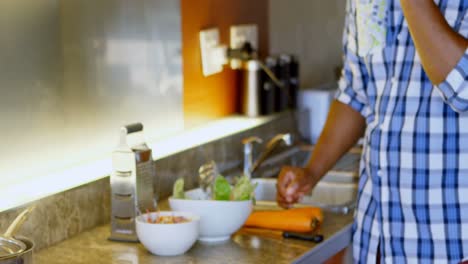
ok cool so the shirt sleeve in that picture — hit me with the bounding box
[435,49,468,113]
[434,8,468,113]
[335,0,372,118]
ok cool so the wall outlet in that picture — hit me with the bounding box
[200,28,226,77]
[230,24,258,69]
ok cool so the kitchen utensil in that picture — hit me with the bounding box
[238,228,323,243]
[198,160,218,199]
[0,239,24,260]
[310,200,356,215]
[241,60,262,117]
[110,123,155,242]
[241,57,290,117]
[0,237,34,264]
[0,205,35,260]
[282,232,324,243]
[136,211,199,256]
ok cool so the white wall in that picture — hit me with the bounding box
[269,0,347,89]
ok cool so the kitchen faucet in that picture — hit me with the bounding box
[242,133,293,178]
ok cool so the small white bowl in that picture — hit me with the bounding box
[136,211,200,256]
[169,188,253,243]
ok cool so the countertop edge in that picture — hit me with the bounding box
[293,223,353,264]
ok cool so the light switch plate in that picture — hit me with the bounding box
[230,24,258,69]
[200,28,224,76]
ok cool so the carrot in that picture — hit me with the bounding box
[244,207,323,232]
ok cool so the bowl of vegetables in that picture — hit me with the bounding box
[169,175,256,243]
[136,211,200,256]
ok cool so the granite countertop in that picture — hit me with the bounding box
[35,201,354,264]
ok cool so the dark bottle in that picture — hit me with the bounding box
[260,63,276,115]
[266,56,288,112]
[278,54,292,111]
[289,55,299,109]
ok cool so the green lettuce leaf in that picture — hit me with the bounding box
[213,175,231,200]
[231,175,257,201]
[172,178,186,199]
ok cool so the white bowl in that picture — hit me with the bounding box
[169,188,253,243]
[136,211,200,256]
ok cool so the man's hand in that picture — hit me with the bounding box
[275,101,366,209]
[276,166,318,209]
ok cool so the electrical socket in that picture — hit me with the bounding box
[230,24,258,69]
[199,28,226,76]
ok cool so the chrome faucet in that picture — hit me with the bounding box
[242,133,293,178]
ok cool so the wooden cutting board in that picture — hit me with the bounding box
[253,200,313,211]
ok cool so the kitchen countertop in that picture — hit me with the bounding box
[35,200,354,264]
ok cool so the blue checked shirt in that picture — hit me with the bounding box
[336,0,468,263]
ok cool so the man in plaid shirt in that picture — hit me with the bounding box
[277,0,468,263]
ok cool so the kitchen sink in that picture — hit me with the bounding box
[219,145,360,213]
[252,177,357,214]
[249,145,361,180]
[248,145,361,213]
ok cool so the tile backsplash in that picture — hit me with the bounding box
[0,0,183,189]
[0,111,306,251]
[0,178,110,252]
